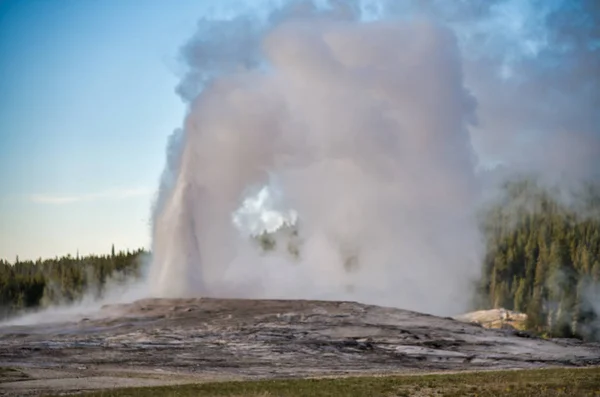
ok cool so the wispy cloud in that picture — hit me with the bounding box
[30,187,152,205]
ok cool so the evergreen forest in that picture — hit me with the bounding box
[0,246,146,319]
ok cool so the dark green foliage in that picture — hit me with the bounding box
[257,232,276,252]
[481,178,600,340]
[0,248,147,320]
[252,221,302,259]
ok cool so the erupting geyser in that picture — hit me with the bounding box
[148,3,483,316]
[147,0,600,317]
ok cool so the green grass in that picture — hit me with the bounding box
[61,367,600,397]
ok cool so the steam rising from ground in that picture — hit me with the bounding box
[149,4,483,315]
[0,0,595,330]
[1,1,597,327]
[148,0,599,316]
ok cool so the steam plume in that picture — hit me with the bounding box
[149,2,482,316]
[149,0,599,316]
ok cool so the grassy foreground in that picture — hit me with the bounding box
[72,367,600,397]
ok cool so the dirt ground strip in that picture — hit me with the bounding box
[1,298,599,395]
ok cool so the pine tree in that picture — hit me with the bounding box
[592,261,600,283]
[513,279,528,313]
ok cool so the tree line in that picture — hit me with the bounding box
[0,246,146,319]
[477,178,600,340]
[1,178,599,340]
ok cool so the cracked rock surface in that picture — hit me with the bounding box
[0,298,599,395]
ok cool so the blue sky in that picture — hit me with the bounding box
[0,0,595,261]
[0,0,214,260]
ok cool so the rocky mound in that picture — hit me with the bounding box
[454,308,528,330]
[0,298,599,395]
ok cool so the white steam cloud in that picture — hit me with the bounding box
[148,0,599,316]
[149,2,482,316]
